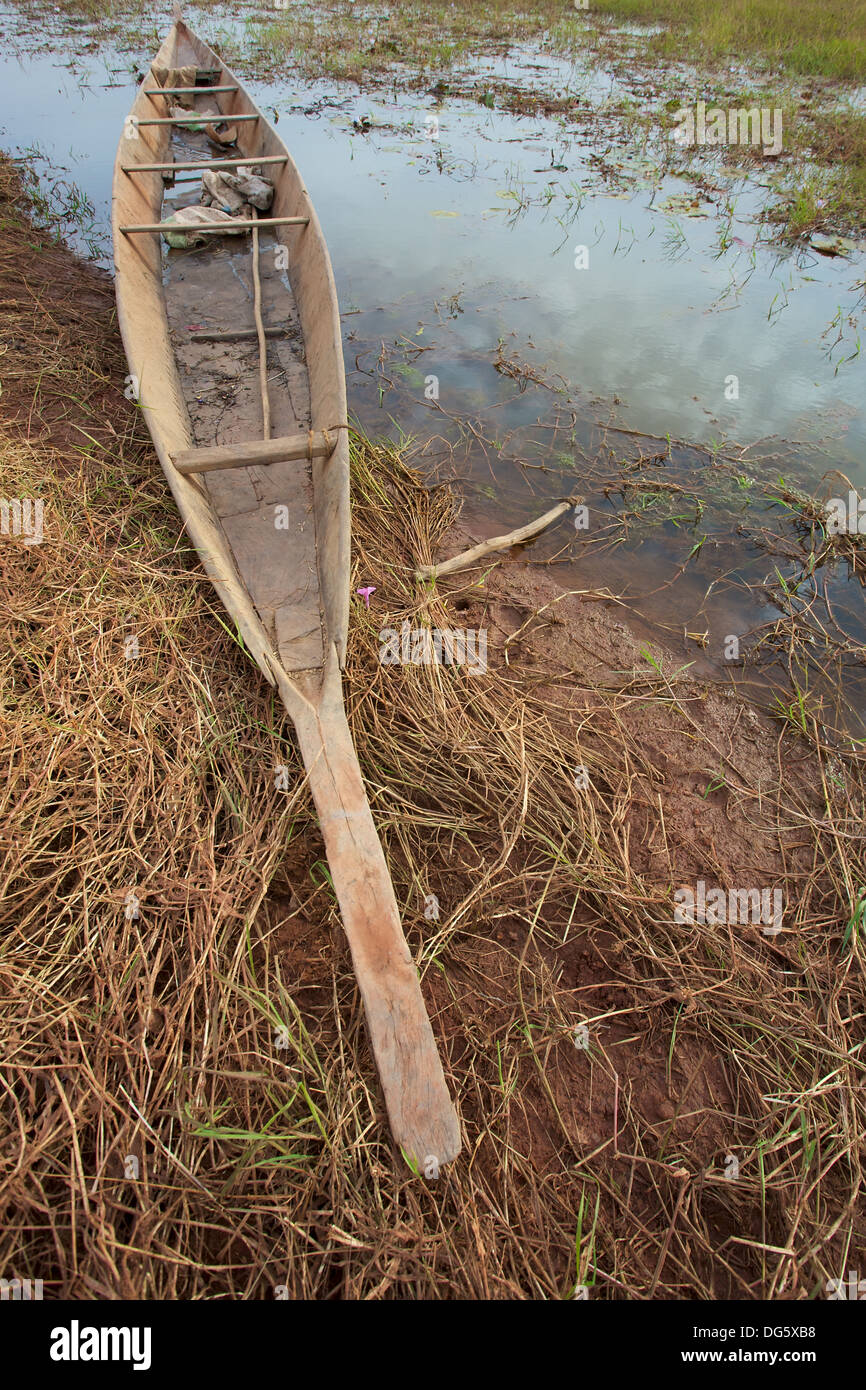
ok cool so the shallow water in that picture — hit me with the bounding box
[1,2,864,724]
[1,8,862,461]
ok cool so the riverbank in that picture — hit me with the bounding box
[1,151,864,1298]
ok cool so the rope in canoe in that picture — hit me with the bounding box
[309,427,342,460]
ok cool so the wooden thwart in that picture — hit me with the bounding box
[120,215,309,234]
[132,113,259,127]
[123,155,288,173]
[144,85,238,95]
[172,430,343,474]
[148,64,221,80]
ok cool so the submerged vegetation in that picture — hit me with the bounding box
[229,0,866,91]
[15,0,866,81]
[10,0,865,240]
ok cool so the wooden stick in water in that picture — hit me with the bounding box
[415,496,581,579]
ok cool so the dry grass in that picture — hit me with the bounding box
[1,152,864,1299]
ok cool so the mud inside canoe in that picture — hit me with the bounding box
[163,154,323,670]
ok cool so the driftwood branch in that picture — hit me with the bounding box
[415,495,582,580]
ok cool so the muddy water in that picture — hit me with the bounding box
[1,3,864,724]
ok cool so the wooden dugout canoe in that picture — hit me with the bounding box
[111,16,460,1169]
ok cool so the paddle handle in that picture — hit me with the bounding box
[279,668,461,1171]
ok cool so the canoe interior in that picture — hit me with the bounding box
[112,20,349,683]
[163,108,323,669]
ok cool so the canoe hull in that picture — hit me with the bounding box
[112,22,461,1168]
